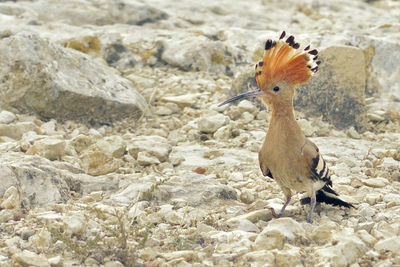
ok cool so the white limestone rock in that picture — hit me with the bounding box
[363,177,388,188]
[158,204,182,225]
[39,120,59,135]
[0,154,70,208]
[137,151,161,166]
[111,181,154,205]
[13,250,50,267]
[226,218,260,233]
[26,137,66,161]
[162,250,198,261]
[63,213,86,236]
[0,186,20,210]
[28,228,52,250]
[0,32,145,124]
[254,218,306,250]
[213,125,232,140]
[161,37,235,74]
[47,256,62,266]
[374,237,400,254]
[0,110,16,124]
[298,118,315,137]
[198,114,229,133]
[241,112,255,124]
[68,134,95,154]
[0,122,38,140]
[162,94,200,108]
[238,100,257,114]
[275,246,303,267]
[242,250,275,265]
[104,261,124,267]
[127,135,171,162]
[234,209,274,223]
[78,136,125,175]
[315,232,366,266]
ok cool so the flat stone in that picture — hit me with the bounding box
[357,230,377,246]
[234,209,273,223]
[367,113,385,122]
[374,237,400,254]
[127,135,170,162]
[13,250,50,267]
[104,261,124,267]
[0,122,38,140]
[111,182,154,204]
[0,153,118,207]
[26,137,66,161]
[161,94,200,107]
[226,218,260,233]
[363,177,388,188]
[137,151,161,166]
[162,250,198,261]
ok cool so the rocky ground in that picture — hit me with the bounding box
[0,0,400,266]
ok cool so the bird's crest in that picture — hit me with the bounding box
[255,31,320,86]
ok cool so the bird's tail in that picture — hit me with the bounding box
[300,185,354,208]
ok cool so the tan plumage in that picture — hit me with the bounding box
[220,31,353,223]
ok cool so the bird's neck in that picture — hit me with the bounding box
[270,100,296,122]
[268,100,303,137]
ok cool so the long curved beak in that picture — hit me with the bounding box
[218,89,264,107]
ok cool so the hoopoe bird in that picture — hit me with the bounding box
[220,31,353,223]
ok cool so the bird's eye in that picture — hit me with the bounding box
[273,86,280,92]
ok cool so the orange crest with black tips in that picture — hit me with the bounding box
[255,31,320,88]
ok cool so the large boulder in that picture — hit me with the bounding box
[0,32,146,124]
[295,45,367,131]
[229,45,367,131]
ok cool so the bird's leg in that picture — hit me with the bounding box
[278,187,292,217]
[278,196,291,217]
[306,189,316,223]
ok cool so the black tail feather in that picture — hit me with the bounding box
[301,186,354,208]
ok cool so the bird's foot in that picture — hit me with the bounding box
[306,213,313,223]
[278,210,285,218]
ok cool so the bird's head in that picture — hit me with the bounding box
[220,31,320,108]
